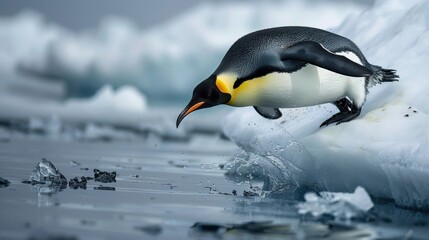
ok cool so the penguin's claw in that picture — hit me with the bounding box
[319,112,349,127]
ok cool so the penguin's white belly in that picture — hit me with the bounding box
[231,64,366,108]
[258,65,350,108]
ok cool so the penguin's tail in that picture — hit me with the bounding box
[367,65,399,88]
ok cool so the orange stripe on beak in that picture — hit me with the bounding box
[184,101,204,116]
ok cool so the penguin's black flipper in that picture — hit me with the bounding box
[280,41,372,77]
[254,106,282,119]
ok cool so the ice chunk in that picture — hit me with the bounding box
[68,177,88,190]
[318,187,374,212]
[93,169,116,183]
[297,187,374,220]
[28,158,67,186]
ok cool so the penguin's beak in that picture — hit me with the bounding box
[176,101,205,128]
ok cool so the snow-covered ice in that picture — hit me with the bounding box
[297,187,374,220]
[223,0,429,209]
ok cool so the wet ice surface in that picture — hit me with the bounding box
[0,134,428,240]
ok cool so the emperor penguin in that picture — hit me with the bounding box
[176,26,398,128]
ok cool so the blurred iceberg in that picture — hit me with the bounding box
[0,84,147,125]
[223,0,429,209]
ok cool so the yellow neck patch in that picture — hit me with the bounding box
[218,72,280,107]
[215,78,229,94]
[215,73,237,96]
[216,72,282,106]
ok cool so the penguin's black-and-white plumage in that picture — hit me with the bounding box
[176,26,398,128]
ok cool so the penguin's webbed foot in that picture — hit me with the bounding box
[320,99,361,128]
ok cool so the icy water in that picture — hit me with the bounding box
[0,133,429,240]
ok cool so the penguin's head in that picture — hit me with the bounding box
[176,75,232,128]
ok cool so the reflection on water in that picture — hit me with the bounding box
[37,192,60,208]
[189,221,378,240]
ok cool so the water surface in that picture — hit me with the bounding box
[0,133,428,240]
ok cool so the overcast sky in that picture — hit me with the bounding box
[0,0,209,31]
[0,0,254,31]
[0,0,373,31]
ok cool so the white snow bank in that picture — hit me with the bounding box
[0,1,366,100]
[223,0,429,209]
[297,187,374,219]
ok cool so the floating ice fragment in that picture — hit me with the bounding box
[297,186,374,220]
[28,158,67,186]
[319,186,374,212]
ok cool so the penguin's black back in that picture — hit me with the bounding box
[214,26,371,78]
